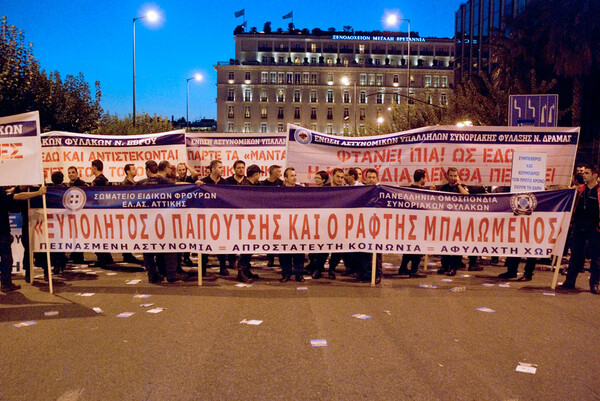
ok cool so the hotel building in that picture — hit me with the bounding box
[214,28,454,135]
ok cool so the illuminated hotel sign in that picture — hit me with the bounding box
[332,35,426,42]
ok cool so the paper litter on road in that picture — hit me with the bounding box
[441,278,453,282]
[460,274,471,278]
[476,307,497,313]
[418,284,439,289]
[383,310,392,315]
[133,294,151,299]
[105,272,117,276]
[543,292,556,296]
[516,362,537,374]
[311,339,328,347]
[240,319,263,325]
[481,283,495,287]
[146,308,164,314]
[498,283,511,288]
[351,314,372,320]
[126,279,141,285]
[76,293,95,297]
[235,283,253,288]
[297,286,308,291]
[140,303,155,308]
[44,311,59,317]
[92,307,103,313]
[13,321,37,328]
[116,312,135,318]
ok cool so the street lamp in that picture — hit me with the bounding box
[341,76,358,135]
[133,10,160,128]
[186,74,203,130]
[385,14,411,125]
[376,115,384,133]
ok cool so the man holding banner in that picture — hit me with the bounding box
[1,186,46,292]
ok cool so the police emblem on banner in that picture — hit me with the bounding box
[510,193,537,215]
[294,129,312,145]
[63,187,86,211]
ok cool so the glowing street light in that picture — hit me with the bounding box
[186,74,203,130]
[133,9,161,128]
[384,12,411,125]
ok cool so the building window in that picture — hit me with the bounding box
[375,58,381,66]
[260,90,268,102]
[277,90,285,102]
[278,72,284,84]
[359,108,366,121]
[359,124,366,135]
[244,106,251,118]
[310,90,317,103]
[359,44,365,54]
[360,91,366,104]
[343,91,350,103]
[278,56,284,64]
[311,107,317,119]
[278,107,284,119]
[294,73,301,84]
[441,76,448,88]
[376,93,383,104]
[303,73,309,84]
[327,73,334,84]
[368,74,375,86]
[243,123,251,133]
[393,74,399,84]
[277,123,285,132]
[261,123,267,133]
[294,89,301,102]
[245,72,251,82]
[244,89,252,102]
[433,76,440,88]
[228,72,234,80]
[326,124,333,134]
[227,88,235,101]
[310,73,318,84]
[441,93,448,106]
[310,43,317,52]
[391,94,399,104]
[359,74,367,85]
[343,108,349,119]
[424,76,432,87]
[261,106,267,118]
[294,107,300,119]
[376,74,383,86]
[327,108,333,120]
[261,72,268,83]
[326,90,334,103]
[343,124,350,135]
[227,122,234,132]
[310,123,317,131]
[227,106,234,118]
[287,73,293,84]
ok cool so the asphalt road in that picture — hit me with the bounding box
[2,255,600,401]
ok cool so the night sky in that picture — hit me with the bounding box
[3,0,463,124]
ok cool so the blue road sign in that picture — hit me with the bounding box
[509,94,558,127]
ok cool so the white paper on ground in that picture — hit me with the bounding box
[44,311,59,317]
[133,294,151,299]
[126,279,141,285]
[351,314,372,320]
[146,308,164,314]
[311,339,328,347]
[13,320,37,328]
[297,287,308,291]
[92,307,103,313]
[235,283,253,288]
[77,293,95,297]
[116,312,135,318]
[140,303,155,308]
[476,307,497,313]
[516,362,537,374]
[543,292,556,296]
[240,319,263,325]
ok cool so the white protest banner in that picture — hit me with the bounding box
[511,152,547,193]
[30,185,574,259]
[0,111,43,185]
[9,213,24,274]
[286,124,579,186]
[186,133,287,178]
[40,130,186,183]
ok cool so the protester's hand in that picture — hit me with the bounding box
[39,186,47,196]
[195,180,204,185]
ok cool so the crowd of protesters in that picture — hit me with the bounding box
[2,158,597,296]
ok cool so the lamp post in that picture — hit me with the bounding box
[186,74,203,130]
[341,76,358,135]
[386,14,411,126]
[133,10,159,128]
